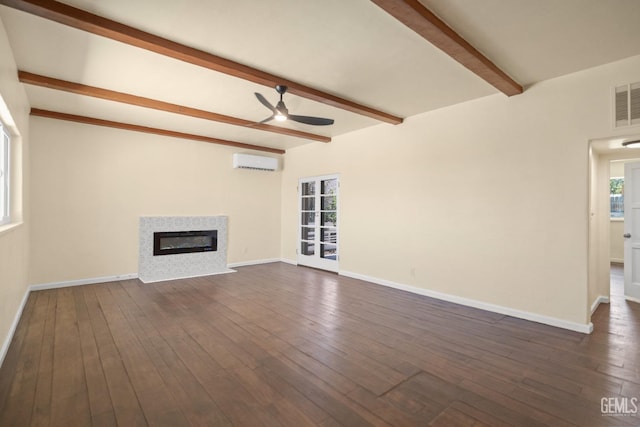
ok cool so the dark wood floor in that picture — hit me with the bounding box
[0,263,639,426]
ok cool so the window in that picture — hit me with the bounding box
[0,123,9,225]
[610,177,624,218]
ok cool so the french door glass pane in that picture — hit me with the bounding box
[299,175,338,271]
[320,227,337,243]
[301,227,315,240]
[301,242,315,255]
[321,244,337,259]
[301,212,316,226]
[321,196,336,210]
[302,182,315,196]
[321,212,336,226]
[301,197,315,211]
[321,179,337,195]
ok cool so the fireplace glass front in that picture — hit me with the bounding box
[153,230,218,256]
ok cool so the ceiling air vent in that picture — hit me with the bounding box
[615,82,640,128]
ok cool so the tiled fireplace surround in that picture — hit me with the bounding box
[138,216,234,283]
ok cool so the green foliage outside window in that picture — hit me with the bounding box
[610,178,624,195]
[610,178,624,218]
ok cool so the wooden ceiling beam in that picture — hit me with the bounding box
[1,0,403,125]
[30,108,286,155]
[19,71,330,143]
[371,0,523,96]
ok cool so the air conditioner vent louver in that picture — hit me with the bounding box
[615,82,640,127]
[631,85,640,122]
[232,153,278,171]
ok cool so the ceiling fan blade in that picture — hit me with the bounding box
[259,115,274,124]
[288,114,334,126]
[255,93,277,113]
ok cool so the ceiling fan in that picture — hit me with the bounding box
[255,85,334,126]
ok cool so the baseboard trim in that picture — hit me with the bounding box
[280,258,298,266]
[141,270,236,284]
[30,273,139,291]
[228,258,281,268]
[339,270,593,334]
[0,286,31,368]
[590,295,610,315]
[625,295,640,304]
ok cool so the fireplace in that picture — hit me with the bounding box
[153,230,217,256]
[139,216,232,283]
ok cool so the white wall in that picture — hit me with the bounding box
[29,119,282,285]
[282,55,640,330]
[0,17,30,365]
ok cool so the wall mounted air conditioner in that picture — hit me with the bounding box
[232,153,278,171]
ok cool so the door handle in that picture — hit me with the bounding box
[624,233,632,238]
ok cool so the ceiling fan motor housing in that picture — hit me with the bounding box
[275,101,288,115]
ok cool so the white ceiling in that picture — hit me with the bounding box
[1,0,640,152]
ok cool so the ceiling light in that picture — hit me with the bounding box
[274,112,287,122]
[622,139,640,147]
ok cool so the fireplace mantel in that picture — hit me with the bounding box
[138,216,233,283]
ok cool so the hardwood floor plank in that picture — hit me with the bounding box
[95,284,189,426]
[116,283,233,426]
[0,291,37,417]
[73,288,117,426]
[445,401,511,427]
[50,288,91,426]
[0,292,49,426]
[227,366,317,427]
[428,404,492,427]
[1,262,638,426]
[115,281,283,425]
[458,378,577,427]
[347,385,434,427]
[82,285,147,426]
[253,363,332,424]
[30,291,57,427]
[262,356,389,427]
[282,346,359,395]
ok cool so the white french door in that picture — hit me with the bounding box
[298,174,339,272]
[624,162,640,302]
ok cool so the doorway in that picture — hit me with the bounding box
[588,134,640,322]
[297,174,339,272]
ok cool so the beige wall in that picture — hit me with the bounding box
[29,119,282,284]
[610,160,626,177]
[610,221,624,262]
[589,152,611,309]
[0,17,30,363]
[282,55,640,328]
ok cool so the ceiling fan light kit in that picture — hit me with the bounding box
[255,85,335,126]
